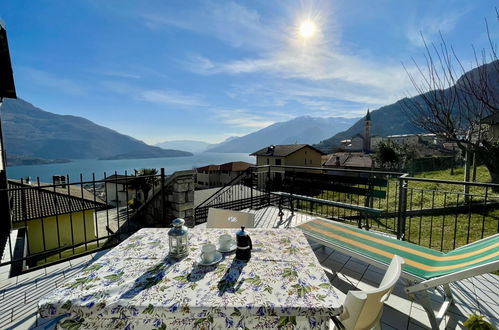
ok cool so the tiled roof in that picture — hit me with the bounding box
[324,152,373,168]
[219,161,253,172]
[250,144,325,157]
[8,181,108,222]
[197,164,220,172]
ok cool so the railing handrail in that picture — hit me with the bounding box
[403,175,499,188]
[195,167,254,210]
[0,173,165,192]
[253,164,406,177]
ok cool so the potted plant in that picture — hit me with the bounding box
[463,313,495,330]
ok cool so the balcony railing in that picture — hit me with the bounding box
[0,170,166,276]
[2,165,498,278]
[194,165,499,252]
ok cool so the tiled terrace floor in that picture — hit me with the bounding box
[1,206,498,329]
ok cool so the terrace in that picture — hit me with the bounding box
[0,165,498,329]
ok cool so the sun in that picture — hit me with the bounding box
[298,20,317,39]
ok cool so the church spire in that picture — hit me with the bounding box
[363,109,372,153]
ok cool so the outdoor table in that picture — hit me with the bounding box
[38,228,343,329]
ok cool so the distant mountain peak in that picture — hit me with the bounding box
[315,60,499,152]
[2,98,190,160]
[205,115,359,153]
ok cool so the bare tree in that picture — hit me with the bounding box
[402,13,499,190]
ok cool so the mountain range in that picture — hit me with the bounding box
[315,60,499,152]
[1,98,192,164]
[205,116,359,153]
[314,101,423,151]
[3,60,496,163]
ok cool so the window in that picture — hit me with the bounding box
[304,158,307,165]
[275,159,282,165]
[266,158,269,165]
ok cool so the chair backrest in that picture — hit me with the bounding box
[207,208,255,228]
[340,255,405,330]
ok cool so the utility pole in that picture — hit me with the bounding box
[0,19,17,253]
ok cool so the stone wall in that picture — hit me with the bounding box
[131,170,195,227]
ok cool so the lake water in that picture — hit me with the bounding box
[7,152,254,183]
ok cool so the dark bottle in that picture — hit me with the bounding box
[235,226,252,261]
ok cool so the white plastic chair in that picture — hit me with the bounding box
[206,208,255,228]
[335,255,405,330]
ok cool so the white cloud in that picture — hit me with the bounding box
[140,90,206,107]
[107,1,416,113]
[187,49,412,95]
[189,48,415,113]
[406,9,468,47]
[98,71,141,79]
[99,81,207,108]
[22,68,86,96]
[225,80,383,118]
[140,1,275,51]
[211,109,277,129]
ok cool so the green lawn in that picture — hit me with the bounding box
[296,165,498,251]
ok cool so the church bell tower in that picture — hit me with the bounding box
[363,109,371,153]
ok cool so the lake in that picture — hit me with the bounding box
[7,152,255,183]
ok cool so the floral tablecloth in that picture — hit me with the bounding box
[38,228,343,329]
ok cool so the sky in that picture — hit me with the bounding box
[0,0,497,144]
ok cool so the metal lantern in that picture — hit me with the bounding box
[168,218,189,259]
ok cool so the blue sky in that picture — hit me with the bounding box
[0,0,497,144]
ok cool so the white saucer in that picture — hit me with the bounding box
[197,251,223,266]
[218,241,237,253]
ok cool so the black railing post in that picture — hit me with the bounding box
[250,167,253,210]
[161,168,166,221]
[397,174,408,240]
[0,169,10,254]
[267,166,271,205]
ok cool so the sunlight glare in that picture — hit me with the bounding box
[299,20,317,39]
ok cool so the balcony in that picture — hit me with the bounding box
[1,166,498,329]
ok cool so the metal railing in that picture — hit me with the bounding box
[0,170,167,275]
[2,164,498,276]
[400,176,499,251]
[194,167,276,225]
[194,165,499,252]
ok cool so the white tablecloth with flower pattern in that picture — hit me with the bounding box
[38,228,343,329]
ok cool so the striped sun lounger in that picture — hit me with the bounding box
[299,218,499,329]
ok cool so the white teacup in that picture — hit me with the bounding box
[219,234,233,251]
[201,243,217,263]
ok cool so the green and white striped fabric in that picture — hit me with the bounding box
[299,218,499,279]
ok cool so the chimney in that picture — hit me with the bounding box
[266,145,275,155]
[53,175,67,188]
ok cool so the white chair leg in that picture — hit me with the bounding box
[416,290,440,330]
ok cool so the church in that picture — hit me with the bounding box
[342,110,372,153]
[323,110,375,170]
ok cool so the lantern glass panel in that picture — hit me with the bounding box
[168,218,189,259]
